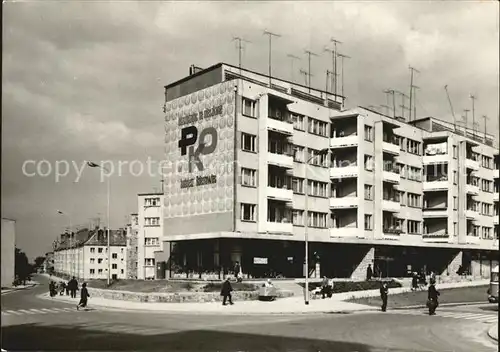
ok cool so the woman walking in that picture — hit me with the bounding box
[77,282,90,310]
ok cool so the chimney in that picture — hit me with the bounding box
[189,64,195,76]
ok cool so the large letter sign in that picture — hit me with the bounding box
[178,126,218,173]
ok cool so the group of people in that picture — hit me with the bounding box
[48,277,90,310]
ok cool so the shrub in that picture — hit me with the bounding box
[202,282,258,292]
[299,280,402,292]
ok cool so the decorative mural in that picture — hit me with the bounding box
[163,81,236,219]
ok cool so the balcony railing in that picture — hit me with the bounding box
[383,164,400,174]
[426,175,448,182]
[383,227,402,235]
[382,135,399,145]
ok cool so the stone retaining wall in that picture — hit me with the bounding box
[86,287,294,303]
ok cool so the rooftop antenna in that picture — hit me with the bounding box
[337,53,350,103]
[412,85,420,121]
[482,115,489,140]
[287,54,301,82]
[304,49,318,93]
[330,38,342,96]
[444,85,457,131]
[232,37,251,70]
[299,69,310,86]
[463,108,470,131]
[470,94,477,137]
[384,89,396,118]
[160,179,165,193]
[323,47,336,93]
[325,70,334,93]
[395,90,409,120]
[408,66,420,121]
[263,30,281,86]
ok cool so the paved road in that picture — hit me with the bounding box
[2,275,497,351]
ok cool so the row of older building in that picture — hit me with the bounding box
[49,62,499,282]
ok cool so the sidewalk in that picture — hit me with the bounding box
[1,281,38,295]
[488,323,498,342]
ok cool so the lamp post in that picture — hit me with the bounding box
[304,147,330,305]
[57,210,72,277]
[87,161,111,286]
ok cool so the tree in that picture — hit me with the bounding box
[15,247,33,285]
[33,256,45,269]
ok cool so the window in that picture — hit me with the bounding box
[364,185,373,200]
[307,148,328,167]
[406,139,421,155]
[241,203,256,221]
[407,220,421,234]
[307,180,328,197]
[241,168,257,187]
[481,179,492,192]
[112,264,117,269]
[144,197,160,207]
[293,145,305,162]
[481,203,492,216]
[90,258,95,264]
[452,145,457,159]
[242,98,257,117]
[407,167,421,181]
[292,210,304,226]
[90,247,95,253]
[98,269,103,274]
[98,248,103,253]
[399,191,405,205]
[482,156,492,169]
[364,215,372,230]
[121,269,124,274]
[407,193,421,208]
[145,217,160,226]
[453,171,457,184]
[241,133,257,152]
[292,177,305,194]
[98,258,103,264]
[307,211,328,228]
[292,113,305,131]
[399,137,406,151]
[364,155,373,171]
[90,269,95,274]
[453,196,458,210]
[396,163,405,177]
[453,222,457,236]
[145,258,155,266]
[112,253,118,259]
[364,125,373,142]
[307,117,328,137]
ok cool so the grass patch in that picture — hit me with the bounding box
[202,282,258,293]
[348,285,490,308]
[298,280,402,293]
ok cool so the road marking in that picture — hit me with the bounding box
[29,309,46,314]
[41,308,56,313]
[1,311,11,316]
[18,309,36,315]
[6,310,22,315]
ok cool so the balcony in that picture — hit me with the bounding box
[465,235,480,245]
[268,152,294,169]
[330,196,358,209]
[494,191,499,202]
[494,216,499,225]
[330,135,358,148]
[422,208,448,218]
[465,183,479,195]
[330,227,358,238]
[382,166,400,184]
[494,169,500,179]
[423,154,449,165]
[382,199,400,213]
[267,186,293,202]
[465,208,480,219]
[383,227,402,239]
[423,231,450,243]
[382,139,400,156]
[267,116,293,136]
[423,179,449,192]
[330,166,358,179]
[266,221,293,234]
[465,157,480,171]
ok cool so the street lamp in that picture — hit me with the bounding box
[57,210,72,277]
[87,161,111,286]
[304,147,330,305]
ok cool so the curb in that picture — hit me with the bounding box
[393,301,490,310]
[37,292,377,316]
[488,324,498,342]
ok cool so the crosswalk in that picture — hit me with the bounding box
[69,322,169,336]
[387,309,499,324]
[2,307,95,316]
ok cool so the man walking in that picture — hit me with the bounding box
[380,281,389,312]
[77,282,90,310]
[220,277,234,306]
[68,276,78,298]
[427,281,440,315]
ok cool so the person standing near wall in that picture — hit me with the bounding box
[379,281,389,312]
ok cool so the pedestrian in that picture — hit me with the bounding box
[379,281,389,312]
[366,264,373,281]
[427,282,440,315]
[321,276,330,299]
[77,282,90,310]
[49,281,57,297]
[220,277,234,306]
[65,281,70,296]
[59,281,66,296]
[411,272,418,291]
[234,261,242,283]
[68,276,79,298]
[430,271,436,284]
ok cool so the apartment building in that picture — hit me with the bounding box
[125,213,139,279]
[53,228,127,280]
[156,62,499,280]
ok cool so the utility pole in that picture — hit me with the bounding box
[304,49,318,93]
[232,37,251,70]
[481,115,488,140]
[470,94,477,137]
[444,85,457,131]
[287,54,301,82]
[337,53,350,100]
[263,30,281,86]
[330,38,342,96]
[408,66,420,121]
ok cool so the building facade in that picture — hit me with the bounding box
[1,218,16,287]
[157,62,499,280]
[53,228,127,280]
[125,213,139,279]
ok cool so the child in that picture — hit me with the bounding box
[77,282,90,310]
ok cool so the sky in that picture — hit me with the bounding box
[2,1,499,260]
